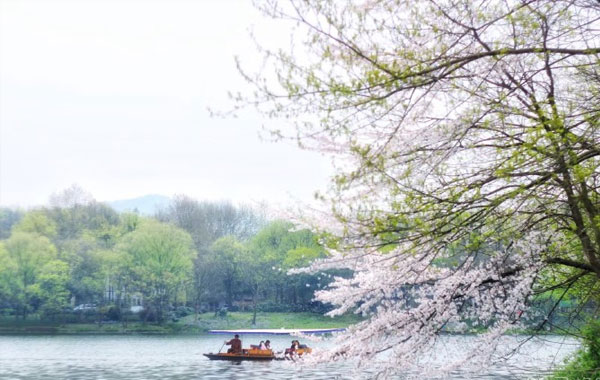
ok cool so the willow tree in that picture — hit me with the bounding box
[239,0,600,375]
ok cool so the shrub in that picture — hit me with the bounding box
[174,306,193,318]
[139,307,157,322]
[105,306,121,321]
[217,307,228,317]
[551,319,600,379]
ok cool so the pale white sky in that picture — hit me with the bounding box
[0,0,332,208]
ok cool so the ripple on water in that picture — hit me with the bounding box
[0,334,578,379]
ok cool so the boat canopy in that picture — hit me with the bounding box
[208,328,345,335]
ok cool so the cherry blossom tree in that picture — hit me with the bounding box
[239,0,600,375]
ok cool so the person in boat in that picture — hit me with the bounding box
[264,340,271,350]
[285,340,299,356]
[250,340,266,350]
[225,334,242,354]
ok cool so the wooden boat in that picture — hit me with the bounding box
[203,348,276,361]
[285,347,312,357]
[203,347,313,361]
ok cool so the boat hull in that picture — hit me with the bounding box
[203,353,277,361]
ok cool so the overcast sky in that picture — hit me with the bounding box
[0,0,332,209]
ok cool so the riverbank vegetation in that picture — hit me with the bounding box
[0,186,592,337]
[0,187,344,327]
[0,311,361,335]
[551,320,600,379]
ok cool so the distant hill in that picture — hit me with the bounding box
[107,194,171,215]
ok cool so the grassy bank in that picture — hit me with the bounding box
[0,312,362,335]
[0,319,191,335]
[185,311,362,331]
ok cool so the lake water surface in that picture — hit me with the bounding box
[0,334,578,379]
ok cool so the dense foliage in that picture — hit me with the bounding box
[552,320,600,379]
[0,190,333,323]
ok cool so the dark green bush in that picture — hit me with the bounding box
[139,307,157,322]
[104,306,121,321]
[174,306,193,318]
[217,307,228,317]
[551,319,600,379]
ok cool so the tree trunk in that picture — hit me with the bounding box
[252,283,258,325]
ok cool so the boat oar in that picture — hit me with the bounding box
[218,341,226,353]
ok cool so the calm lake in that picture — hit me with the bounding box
[0,334,578,379]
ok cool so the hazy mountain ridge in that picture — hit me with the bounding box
[107,194,171,215]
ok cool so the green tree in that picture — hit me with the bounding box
[68,212,141,308]
[240,244,270,324]
[210,236,246,307]
[60,236,109,307]
[118,219,195,323]
[189,246,221,319]
[0,243,18,313]
[3,232,57,319]
[47,186,119,242]
[249,221,326,307]
[12,210,57,239]
[0,208,23,239]
[33,260,70,320]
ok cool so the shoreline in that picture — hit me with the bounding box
[0,311,578,337]
[0,311,359,336]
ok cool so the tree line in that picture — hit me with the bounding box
[0,188,336,324]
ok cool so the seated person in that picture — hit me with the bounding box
[285,340,299,355]
[225,334,242,354]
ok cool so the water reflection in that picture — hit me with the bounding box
[0,334,578,379]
